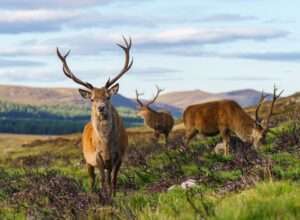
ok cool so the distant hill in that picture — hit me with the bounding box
[0,85,181,117]
[0,85,279,116]
[157,89,273,109]
[0,85,134,108]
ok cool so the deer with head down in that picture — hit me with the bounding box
[57,37,133,197]
[136,86,174,145]
[183,86,283,155]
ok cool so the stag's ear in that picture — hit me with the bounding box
[78,89,91,99]
[108,84,119,97]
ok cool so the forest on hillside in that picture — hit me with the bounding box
[0,101,142,134]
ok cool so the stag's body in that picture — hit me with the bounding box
[57,37,133,197]
[136,86,174,144]
[184,100,261,152]
[82,101,128,195]
[183,87,283,155]
[139,108,174,143]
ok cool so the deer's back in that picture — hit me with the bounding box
[183,100,245,134]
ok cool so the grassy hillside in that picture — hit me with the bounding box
[0,96,300,219]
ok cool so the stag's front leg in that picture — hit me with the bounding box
[96,153,106,197]
[183,128,198,149]
[106,167,112,197]
[87,164,96,192]
[112,159,122,196]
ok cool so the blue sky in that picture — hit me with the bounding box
[0,0,298,98]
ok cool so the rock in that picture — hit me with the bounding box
[168,179,198,191]
[214,142,226,155]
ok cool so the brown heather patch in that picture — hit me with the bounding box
[8,170,99,219]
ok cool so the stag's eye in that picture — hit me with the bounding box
[90,98,94,102]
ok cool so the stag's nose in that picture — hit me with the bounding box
[98,106,105,113]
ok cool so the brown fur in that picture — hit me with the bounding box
[136,86,174,145]
[138,106,174,144]
[80,87,128,197]
[183,100,264,155]
[56,37,133,198]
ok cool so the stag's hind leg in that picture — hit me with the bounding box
[87,164,96,192]
[153,130,160,142]
[164,132,169,146]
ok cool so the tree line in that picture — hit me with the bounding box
[0,101,142,134]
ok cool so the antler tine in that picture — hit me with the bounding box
[105,36,133,89]
[147,85,164,106]
[263,85,284,131]
[56,48,93,90]
[135,89,144,106]
[255,90,268,124]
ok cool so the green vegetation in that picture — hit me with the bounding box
[214,181,300,220]
[0,111,300,219]
[0,100,142,134]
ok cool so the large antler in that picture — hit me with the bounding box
[105,36,133,89]
[255,90,268,125]
[135,90,144,106]
[146,85,164,106]
[263,85,284,131]
[56,48,94,90]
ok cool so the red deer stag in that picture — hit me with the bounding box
[183,86,283,155]
[135,86,174,145]
[57,37,133,197]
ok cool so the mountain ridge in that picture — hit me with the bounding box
[0,85,276,113]
[157,88,273,109]
[0,84,181,116]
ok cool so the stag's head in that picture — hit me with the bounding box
[252,85,284,149]
[57,37,133,120]
[135,86,164,117]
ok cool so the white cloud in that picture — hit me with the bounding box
[0,0,136,9]
[192,14,258,23]
[0,69,60,82]
[0,27,289,57]
[0,9,79,23]
[134,27,288,49]
[0,9,155,33]
[0,58,44,67]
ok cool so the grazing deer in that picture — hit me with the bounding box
[183,86,283,155]
[57,37,133,197]
[135,86,174,145]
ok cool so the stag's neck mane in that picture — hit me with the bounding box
[232,111,257,143]
[142,106,162,129]
[147,106,158,114]
[91,103,115,142]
